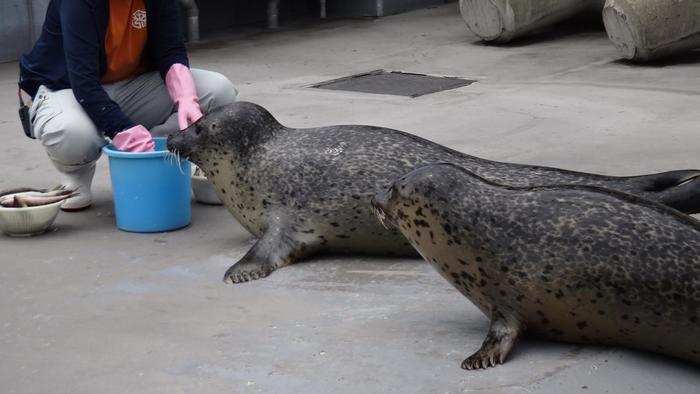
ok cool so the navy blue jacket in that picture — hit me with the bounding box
[19,0,189,138]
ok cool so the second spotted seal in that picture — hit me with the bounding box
[371,163,700,369]
[167,101,700,283]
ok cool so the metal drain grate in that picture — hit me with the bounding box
[310,70,476,98]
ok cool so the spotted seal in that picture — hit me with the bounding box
[166,101,700,284]
[371,163,700,369]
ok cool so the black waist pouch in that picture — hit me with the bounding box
[18,85,34,139]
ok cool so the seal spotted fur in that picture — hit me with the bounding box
[371,163,700,369]
[166,101,700,283]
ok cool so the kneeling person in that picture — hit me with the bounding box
[18,0,238,210]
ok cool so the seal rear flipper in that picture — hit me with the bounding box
[636,170,700,191]
[223,230,314,284]
[630,170,700,214]
[654,174,700,214]
[461,315,521,370]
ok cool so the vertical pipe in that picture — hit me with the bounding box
[180,0,200,43]
[188,12,200,43]
[320,0,327,19]
[268,0,280,29]
[27,0,36,44]
[376,0,384,17]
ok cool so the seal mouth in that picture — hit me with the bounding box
[166,133,193,159]
[374,207,391,230]
[370,194,394,230]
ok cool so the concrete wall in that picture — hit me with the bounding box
[0,0,453,63]
[198,0,318,33]
[197,0,454,33]
[328,0,450,17]
[1,0,318,62]
[0,0,51,63]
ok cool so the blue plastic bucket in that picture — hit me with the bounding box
[102,137,191,233]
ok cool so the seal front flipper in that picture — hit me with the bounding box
[222,240,277,284]
[223,228,314,284]
[462,315,521,370]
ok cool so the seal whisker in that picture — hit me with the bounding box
[165,148,187,176]
[167,151,174,168]
[175,150,186,176]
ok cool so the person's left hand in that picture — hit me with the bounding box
[176,97,203,131]
[166,63,203,130]
[112,125,155,152]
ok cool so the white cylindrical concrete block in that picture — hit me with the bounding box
[459,0,600,42]
[603,0,700,61]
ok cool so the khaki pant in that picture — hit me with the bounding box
[29,69,238,168]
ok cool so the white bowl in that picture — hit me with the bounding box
[192,175,223,205]
[0,200,63,237]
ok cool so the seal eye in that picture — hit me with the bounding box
[390,185,399,199]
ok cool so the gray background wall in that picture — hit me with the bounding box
[327,0,448,18]
[1,0,51,63]
[197,0,319,34]
[0,0,452,63]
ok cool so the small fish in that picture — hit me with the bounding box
[14,195,28,208]
[0,193,77,208]
[0,187,45,196]
[0,185,76,208]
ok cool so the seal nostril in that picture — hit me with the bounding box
[372,192,388,208]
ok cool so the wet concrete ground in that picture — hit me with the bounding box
[1,4,699,393]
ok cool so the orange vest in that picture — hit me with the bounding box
[102,0,148,84]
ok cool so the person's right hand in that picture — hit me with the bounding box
[112,125,155,152]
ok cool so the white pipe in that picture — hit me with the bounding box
[180,0,200,43]
[320,0,327,19]
[376,0,384,17]
[268,0,280,29]
[27,0,37,44]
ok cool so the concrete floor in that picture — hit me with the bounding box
[1,4,700,393]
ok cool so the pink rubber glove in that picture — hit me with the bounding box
[166,63,203,130]
[112,125,155,152]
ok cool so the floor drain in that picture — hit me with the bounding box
[310,70,476,98]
